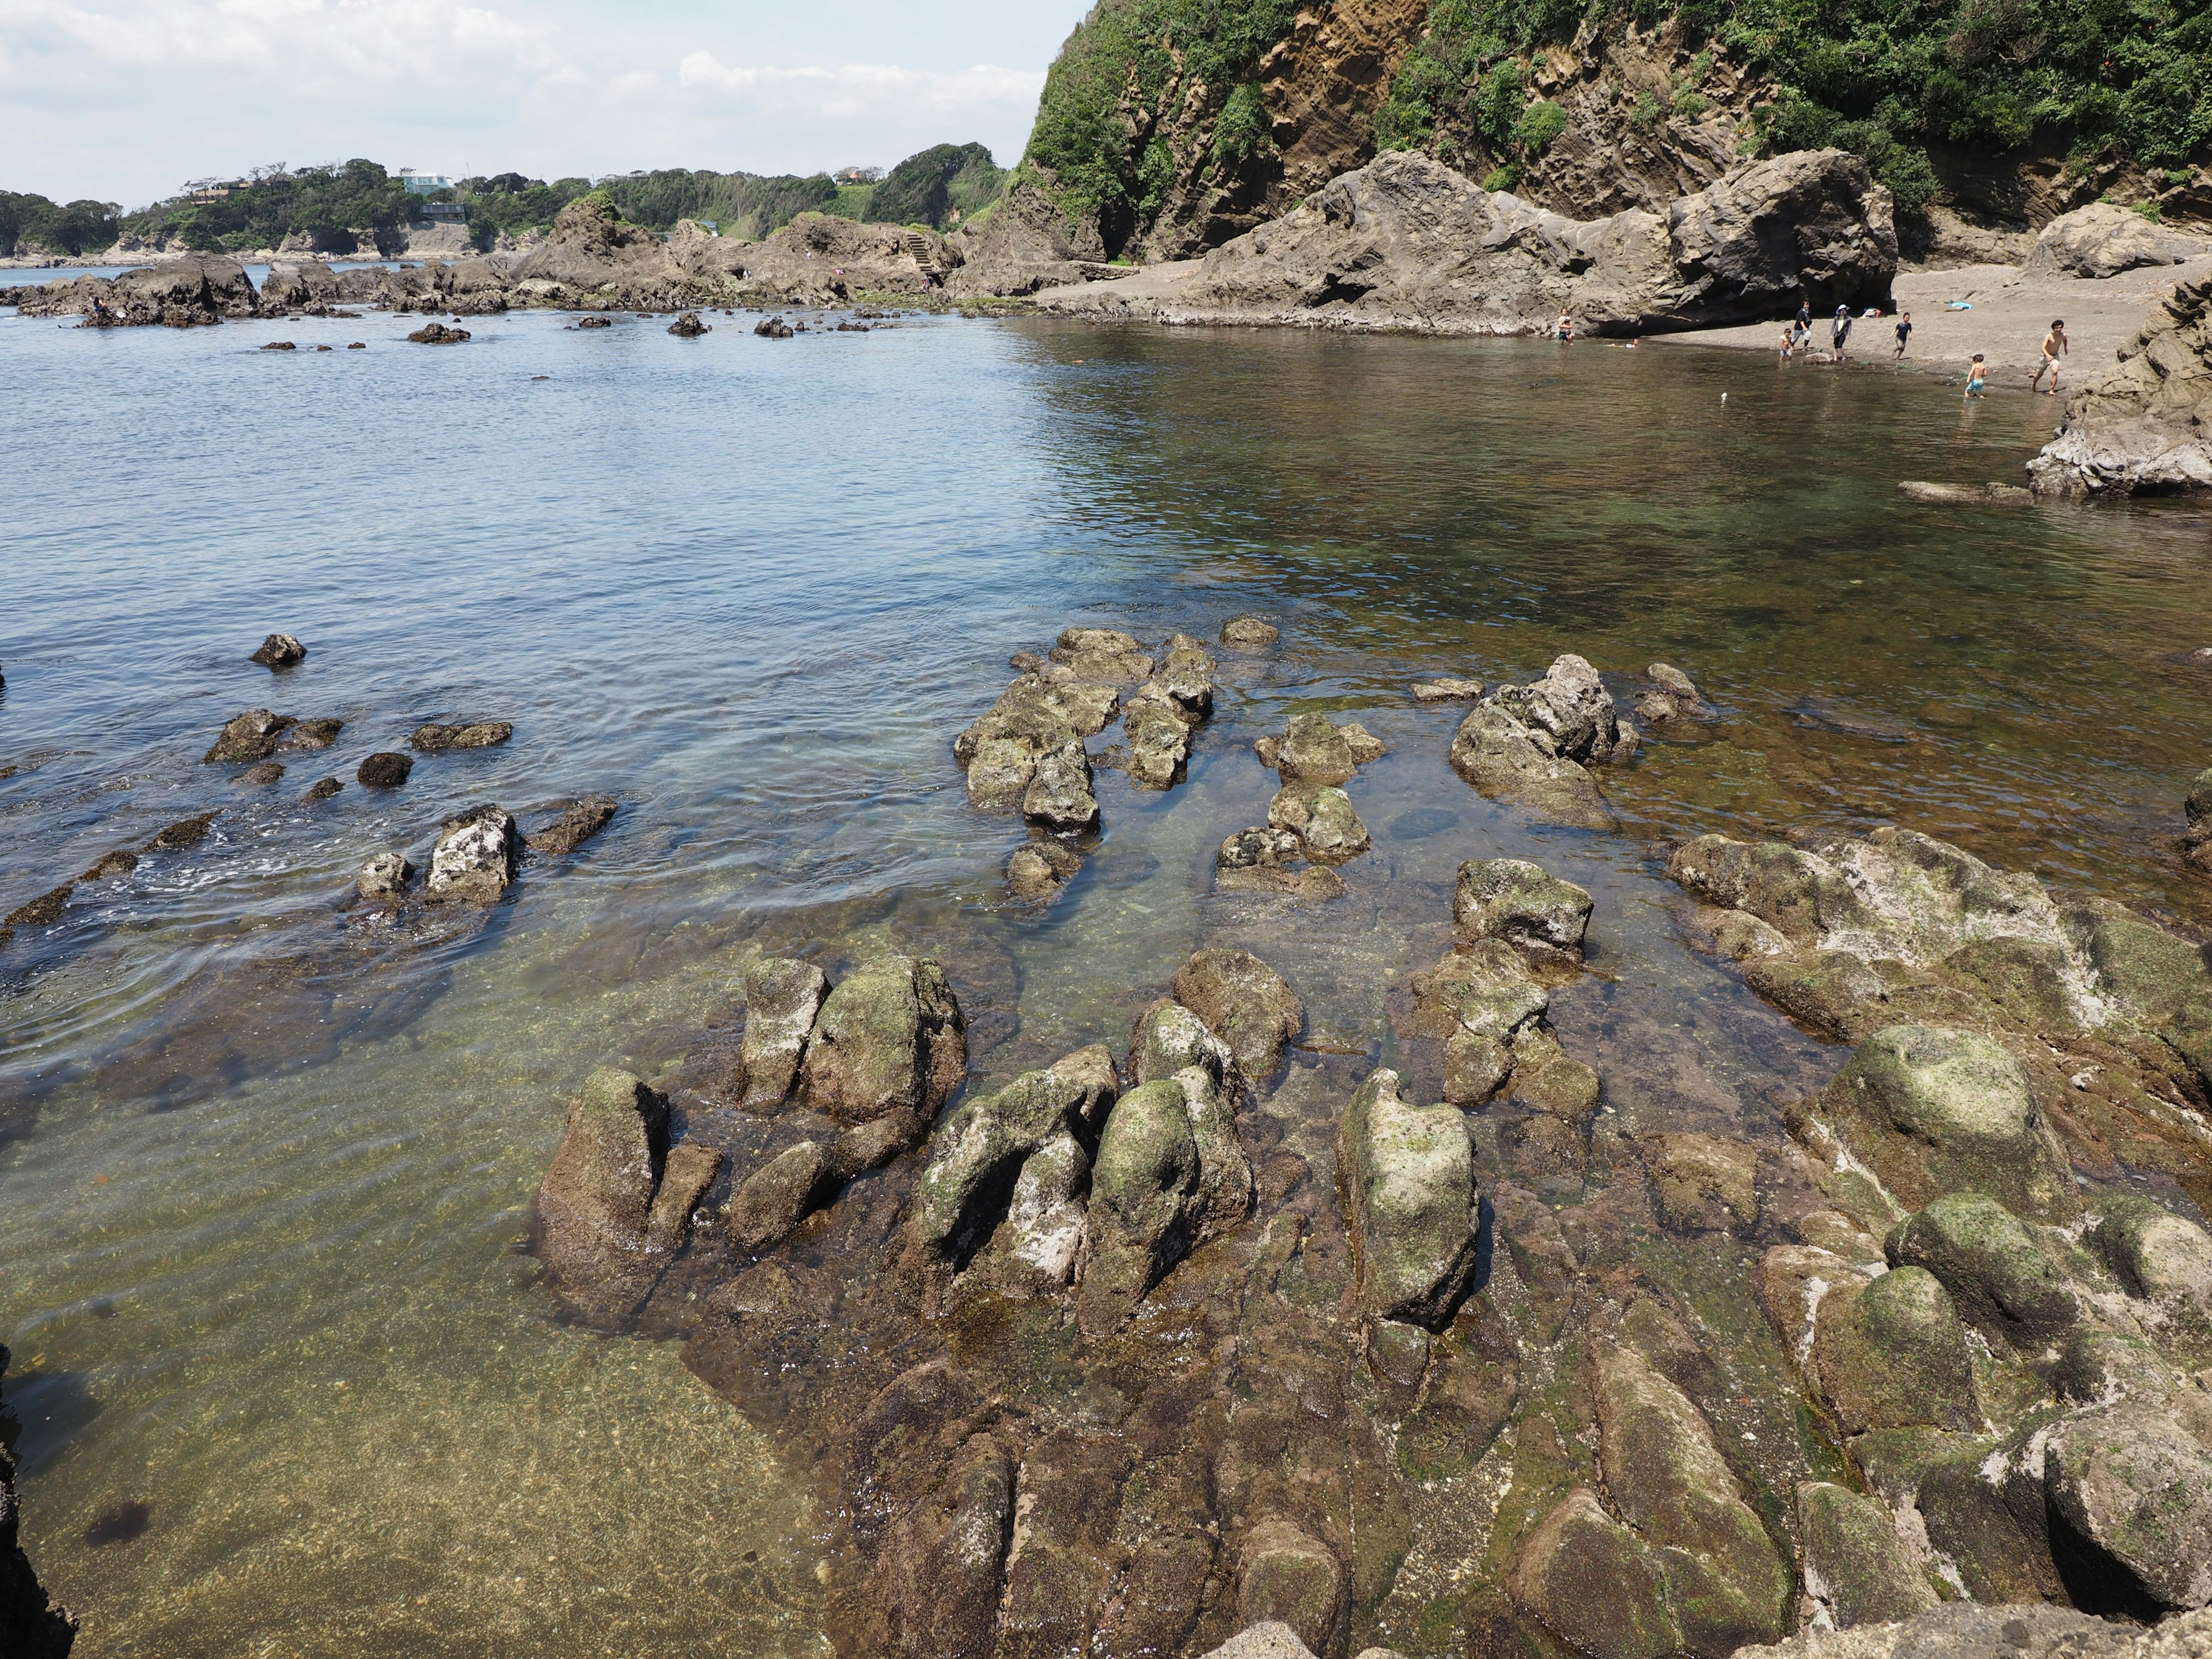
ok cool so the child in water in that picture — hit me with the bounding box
[1964,354,1987,400]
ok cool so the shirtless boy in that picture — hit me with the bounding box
[2028,320,2067,393]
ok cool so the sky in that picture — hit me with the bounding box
[0,0,1096,209]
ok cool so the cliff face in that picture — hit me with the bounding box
[2028,276,2212,497]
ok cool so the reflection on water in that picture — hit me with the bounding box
[3,306,2210,1655]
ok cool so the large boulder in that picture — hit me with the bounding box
[0,1353,76,1657]
[1335,1069,1480,1331]
[1796,1481,1940,1628]
[800,956,966,1151]
[1808,1266,1979,1435]
[2043,1404,2212,1611]
[1815,1026,2080,1222]
[1453,858,1593,957]
[2029,276,2212,497]
[536,1067,669,1312]
[1039,147,1895,335]
[1171,949,1302,1082]
[739,958,828,1112]
[1885,1192,2081,1348]
[2022,203,2212,279]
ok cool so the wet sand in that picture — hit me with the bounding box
[1662,255,2212,384]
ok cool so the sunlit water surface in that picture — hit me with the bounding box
[4,300,2210,1656]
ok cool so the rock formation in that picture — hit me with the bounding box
[1036,148,1896,336]
[0,1349,75,1657]
[1449,653,1636,827]
[2028,276,2212,497]
[2022,203,2212,279]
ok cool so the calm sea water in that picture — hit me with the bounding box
[4,300,2210,1657]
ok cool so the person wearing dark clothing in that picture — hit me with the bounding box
[1893,312,1912,359]
[1831,305,1853,359]
[1796,299,1812,334]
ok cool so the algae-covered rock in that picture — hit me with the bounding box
[1593,1343,1791,1654]
[1453,858,1593,957]
[1508,1027,1601,1119]
[722,1141,829,1251]
[1234,1518,1344,1656]
[800,955,965,1135]
[2087,1194,2212,1307]
[1128,998,1241,1097]
[1886,1192,2081,1348]
[1078,1078,1202,1334]
[1001,1130,1092,1286]
[1274,712,1358,785]
[2043,1403,2212,1611]
[740,958,828,1112]
[1797,1480,1940,1628]
[1671,835,1869,947]
[1219,615,1278,648]
[1645,1132,1760,1234]
[1172,948,1302,1083]
[1023,739,1100,831]
[1405,939,1550,1041]
[1508,1488,1680,1659]
[1007,839,1084,899]
[1444,1029,1512,1107]
[1335,1068,1479,1331]
[1809,1265,1979,1435]
[536,1067,668,1304]
[1448,702,1614,830]
[1267,783,1369,861]
[1817,1025,2080,1222]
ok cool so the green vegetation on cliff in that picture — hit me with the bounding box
[0,192,120,257]
[122,160,419,253]
[868,143,1008,229]
[1376,0,2211,213]
[1028,0,1302,237]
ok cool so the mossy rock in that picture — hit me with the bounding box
[1809,1266,1979,1435]
[2044,1402,2212,1612]
[1668,834,1868,946]
[1507,1488,1680,1659]
[1453,858,1593,957]
[1334,1067,1479,1331]
[2088,1194,2212,1307]
[1817,1025,2080,1223]
[1077,1078,1199,1335]
[1797,1480,1941,1628]
[1887,1192,2081,1349]
[1938,934,2088,1032]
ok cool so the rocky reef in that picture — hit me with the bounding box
[2028,276,2212,497]
[515,607,2212,1658]
[0,1349,75,1657]
[1032,148,1896,336]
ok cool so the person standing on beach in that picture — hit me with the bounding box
[1893,312,1912,360]
[2028,320,2067,393]
[1796,298,1811,335]
[1830,305,1853,360]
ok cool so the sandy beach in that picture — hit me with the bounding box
[1661,254,2212,384]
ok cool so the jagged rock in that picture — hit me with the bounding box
[1172,949,1302,1082]
[357,751,412,787]
[1592,1343,1791,1653]
[2029,277,2212,497]
[754,316,793,338]
[1040,147,1896,335]
[1886,1192,2080,1349]
[1510,1488,1681,1659]
[203,708,296,762]
[666,310,710,336]
[1220,615,1279,648]
[1007,839,1083,898]
[1815,1025,2080,1223]
[957,675,1119,804]
[411,720,513,752]
[1000,1130,1093,1286]
[535,1067,669,1308]
[1274,712,1358,785]
[1218,827,1305,870]
[2087,1195,2212,1306]
[1644,1132,1759,1233]
[1125,700,1195,789]
[800,955,965,1150]
[1809,1265,1979,1435]
[1022,740,1100,830]
[249,632,305,667]
[1453,858,1592,957]
[240,761,283,785]
[426,806,517,903]
[355,851,414,901]
[79,849,137,881]
[1449,692,1616,830]
[149,810,218,851]
[527,794,616,855]
[737,959,828,1112]
[1143,634,1216,719]
[2023,202,2212,279]
[1412,678,1484,702]
[906,1050,1118,1283]
[2043,1403,2212,1610]
[1235,1520,1344,1656]
[1797,1481,1941,1628]
[722,1142,830,1251]
[302,777,342,802]
[16,252,259,326]
[407,321,470,343]
[1335,1069,1479,1330]
[1267,783,1369,860]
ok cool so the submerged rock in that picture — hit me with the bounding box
[240,761,284,786]
[527,794,617,855]
[1007,839,1083,899]
[148,810,218,851]
[536,1067,672,1317]
[0,1350,77,1656]
[410,720,513,752]
[1219,615,1279,648]
[722,1142,830,1251]
[279,718,343,750]
[3,885,71,933]
[79,849,138,881]
[301,777,342,802]
[203,708,296,762]
[1412,678,1485,702]
[2184,767,2212,874]
[249,632,305,667]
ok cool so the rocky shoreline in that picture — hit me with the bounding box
[512,620,2212,1658]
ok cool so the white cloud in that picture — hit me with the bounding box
[0,0,563,79]
[677,50,1043,117]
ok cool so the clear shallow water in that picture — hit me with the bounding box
[3,305,2211,1656]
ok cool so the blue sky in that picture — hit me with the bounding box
[0,0,1096,208]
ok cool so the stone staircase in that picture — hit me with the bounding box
[901,230,942,285]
